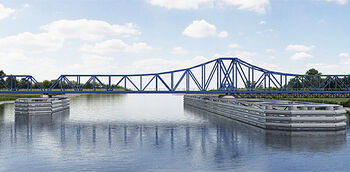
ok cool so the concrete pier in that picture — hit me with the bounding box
[15,95,70,115]
[184,95,347,131]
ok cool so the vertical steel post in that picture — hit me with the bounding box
[264,74,266,91]
[296,77,299,91]
[202,65,205,91]
[14,76,16,91]
[77,76,80,91]
[171,73,174,91]
[217,61,220,90]
[285,75,287,91]
[248,67,250,91]
[268,74,271,91]
[109,76,111,91]
[280,74,282,90]
[140,76,142,91]
[319,76,321,91]
[252,68,254,91]
[60,78,63,92]
[93,76,96,91]
[335,76,337,90]
[186,70,189,91]
[302,77,304,91]
[10,76,13,91]
[124,76,127,91]
[63,77,66,91]
[235,62,237,91]
[156,75,158,91]
[219,61,222,90]
[30,79,32,91]
[232,61,235,90]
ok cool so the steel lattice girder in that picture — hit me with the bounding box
[1,57,349,93]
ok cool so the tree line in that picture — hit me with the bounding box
[1,69,349,91]
[242,68,349,91]
[0,71,128,90]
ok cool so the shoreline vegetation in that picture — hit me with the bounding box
[1,93,350,107]
[219,93,350,107]
[1,68,350,107]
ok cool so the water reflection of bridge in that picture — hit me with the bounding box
[0,107,345,154]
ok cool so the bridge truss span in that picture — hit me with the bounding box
[1,57,350,93]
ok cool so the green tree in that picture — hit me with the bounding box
[0,70,5,76]
[305,68,322,89]
[306,68,321,75]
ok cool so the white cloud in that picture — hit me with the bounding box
[66,54,120,75]
[221,0,270,14]
[81,54,114,66]
[233,50,257,59]
[0,3,15,20]
[0,19,145,56]
[228,44,240,48]
[41,19,141,41]
[0,52,57,80]
[306,63,342,74]
[323,0,347,5]
[0,32,63,54]
[147,0,270,13]
[22,4,30,8]
[286,44,315,52]
[81,39,152,54]
[290,52,313,60]
[265,49,275,53]
[182,20,228,38]
[259,20,266,24]
[339,58,350,64]
[147,0,212,9]
[214,50,256,62]
[217,31,228,38]
[128,56,210,74]
[319,19,326,23]
[256,28,273,34]
[339,53,349,57]
[171,46,188,54]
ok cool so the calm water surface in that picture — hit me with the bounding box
[0,94,349,171]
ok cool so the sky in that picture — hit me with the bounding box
[0,0,349,81]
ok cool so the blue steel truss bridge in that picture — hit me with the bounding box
[1,57,350,94]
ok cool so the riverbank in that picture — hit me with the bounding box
[2,93,350,108]
[278,98,350,107]
[222,93,350,107]
[0,94,44,102]
[0,93,81,105]
[0,100,15,105]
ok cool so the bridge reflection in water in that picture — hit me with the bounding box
[2,107,344,154]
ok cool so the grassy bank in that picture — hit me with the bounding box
[278,98,350,107]
[0,94,43,102]
[219,93,350,107]
[0,93,65,102]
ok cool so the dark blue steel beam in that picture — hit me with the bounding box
[1,57,349,94]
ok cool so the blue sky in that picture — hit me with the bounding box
[0,0,349,80]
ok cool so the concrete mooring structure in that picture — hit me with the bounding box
[184,95,347,131]
[15,95,70,115]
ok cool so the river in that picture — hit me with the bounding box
[0,94,349,171]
